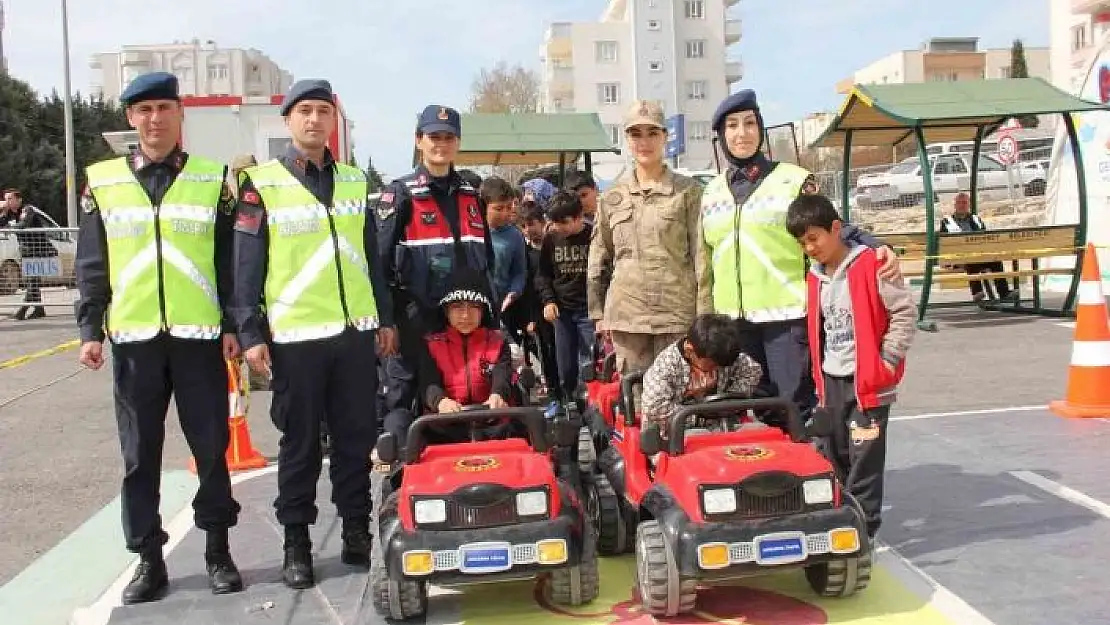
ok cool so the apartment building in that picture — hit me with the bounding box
[540,0,742,179]
[1050,0,1110,93]
[834,37,1050,95]
[89,39,293,102]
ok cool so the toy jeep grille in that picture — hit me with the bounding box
[446,500,517,529]
[710,485,805,521]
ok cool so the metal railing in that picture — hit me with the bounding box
[0,227,79,312]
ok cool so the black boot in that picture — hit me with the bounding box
[340,517,372,568]
[205,530,244,595]
[11,306,26,320]
[282,525,314,589]
[121,548,169,604]
[24,306,45,319]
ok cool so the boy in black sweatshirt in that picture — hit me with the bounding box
[537,191,595,401]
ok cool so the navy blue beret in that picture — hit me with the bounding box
[280,79,334,116]
[120,71,179,106]
[417,104,461,136]
[711,89,760,131]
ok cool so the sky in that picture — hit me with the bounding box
[4,0,1050,179]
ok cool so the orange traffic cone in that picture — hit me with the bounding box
[188,358,268,473]
[1050,243,1110,418]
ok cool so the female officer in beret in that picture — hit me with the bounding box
[698,89,902,423]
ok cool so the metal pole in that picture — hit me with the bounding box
[61,0,77,227]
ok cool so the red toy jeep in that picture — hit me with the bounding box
[371,407,599,621]
[586,372,871,617]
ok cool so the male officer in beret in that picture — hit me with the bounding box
[230,79,396,589]
[74,71,244,603]
[371,105,496,373]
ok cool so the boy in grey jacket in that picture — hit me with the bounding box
[786,194,915,538]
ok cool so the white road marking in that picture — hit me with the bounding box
[891,404,1046,422]
[1057,321,1077,329]
[874,541,999,625]
[70,464,281,625]
[1009,470,1110,520]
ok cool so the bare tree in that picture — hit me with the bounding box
[468,62,545,183]
[469,62,541,114]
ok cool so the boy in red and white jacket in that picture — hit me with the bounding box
[786,194,916,539]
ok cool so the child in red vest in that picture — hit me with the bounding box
[418,269,512,416]
[786,194,916,539]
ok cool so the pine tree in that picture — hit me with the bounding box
[1010,39,1039,129]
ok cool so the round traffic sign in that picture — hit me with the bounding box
[997,134,1018,164]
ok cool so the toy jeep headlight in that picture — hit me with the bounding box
[414,499,447,524]
[702,488,737,515]
[803,479,834,505]
[515,490,548,516]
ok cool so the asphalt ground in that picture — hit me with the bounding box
[2,288,1108,624]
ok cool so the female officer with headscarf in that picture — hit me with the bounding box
[699,89,902,422]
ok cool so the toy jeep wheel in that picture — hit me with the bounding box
[548,526,600,606]
[585,473,625,556]
[805,549,873,597]
[635,520,697,616]
[370,558,428,620]
[577,426,597,474]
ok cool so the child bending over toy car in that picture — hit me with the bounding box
[640,314,764,438]
[416,268,521,442]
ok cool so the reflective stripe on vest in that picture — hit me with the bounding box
[701,163,810,323]
[398,181,488,309]
[944,215,983,232]
[425,327,503,404]
[247,160,379,343]
[86,155,225,343]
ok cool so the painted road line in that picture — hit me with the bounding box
[1010,470,1110,520]
[0,471,197,625]
[875,542,998,625]
[1058,321,1077,329]
[891,404,1046,422]
[0,339,80,370]
[71,464,281,625]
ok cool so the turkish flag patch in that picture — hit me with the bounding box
[241,190,261,205]
[234,209,262,235]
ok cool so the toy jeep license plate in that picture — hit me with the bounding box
[459,542,512,573]
[755,534,806,565]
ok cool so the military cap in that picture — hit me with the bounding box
[417,105,461,136]
[623,99,666,131]
[711,89,761,131]
[120,71,180,106]
[280,79,335,116]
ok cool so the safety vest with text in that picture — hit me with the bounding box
[86,155,225,343]
[247,160,379,343]
[701,163,811,322]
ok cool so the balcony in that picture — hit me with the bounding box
[546,22,572,42]
[1072,0,1110,14]
[726,60,744,83]
[121,51,151,65]
[546,66,575,87]
[725,19,742,45]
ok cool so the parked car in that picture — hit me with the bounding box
[0,207,76,295]
[853,154,1040,209]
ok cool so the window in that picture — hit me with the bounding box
[605,124,621,146]
[686,80,708,100]
[688,121,711,141]
[998,65,1011,78]
[207,64,228,80]
[649,61,663,72]
[647,19,661,30]
[685,40,706,59]
[598,83,620,105]
[684,0,704,19]
[976,155,1005,172]
[1073,24,1088,51]
[596,41,618,63]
